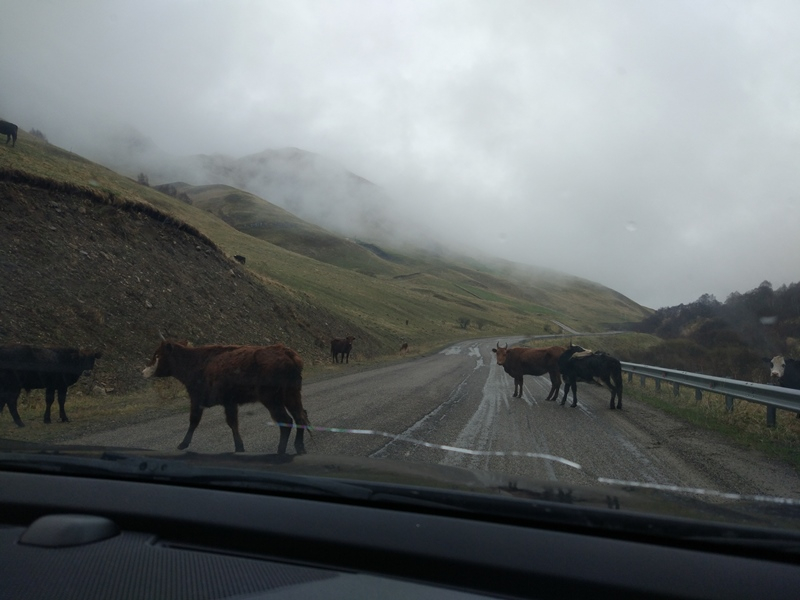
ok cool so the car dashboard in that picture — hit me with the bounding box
[2,467,800,600]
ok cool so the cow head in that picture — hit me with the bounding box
[492,342,509,365]
[764,355,786,379]
[143,341,179,378]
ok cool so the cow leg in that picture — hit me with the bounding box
[599,376,621,410]
[286,391,308,455]
[266,404,294,455]
[44,387,55,423]
[1,390,24,427]
[545,372,561,401]
[612,385,622,410]
[513,377,522,398]
[560,379,577,407]
[178,402,203,450]
[223,403,245,453]
[57,385,69,422]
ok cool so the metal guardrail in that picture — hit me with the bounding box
[620,362,800,427]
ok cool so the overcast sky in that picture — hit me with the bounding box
[2,1,799,309]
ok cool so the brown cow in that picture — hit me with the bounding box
[400,342,409,354]
[331,336,355,363]
[492,342,565,401]
[142,341,309,454]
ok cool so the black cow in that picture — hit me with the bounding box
[331,336,355,364]
[764,355,800,388]
[0,345,102,427]
[764,355,800,417]
[143,341,309,454]
[558,344,623,409]
[234,255,246,264]
[0,120,18,147]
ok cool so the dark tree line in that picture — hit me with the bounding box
[629,281,800,382]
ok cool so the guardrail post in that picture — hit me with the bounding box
[725,395,734,412]
[640,376,646,387]
[621,363,800,425]
[767,406,777,428]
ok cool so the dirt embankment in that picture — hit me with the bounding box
[0,176,358,393]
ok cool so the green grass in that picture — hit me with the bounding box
[0,383,187,446]
[626,378,800,472]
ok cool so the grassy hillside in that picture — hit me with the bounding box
[0,131,651,395]
[166,182,402,276]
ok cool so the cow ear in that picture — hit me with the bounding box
[492,348,497,353]
[94,351,103,359]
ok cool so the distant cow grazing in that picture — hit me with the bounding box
[233,255,246,264]
[400,342,409,354]
[558,344,623,409]
[0,345,102,427]
[331,336,355,364]
[491,342,565,401]
[143,341,309,454]
[0,120,18,147]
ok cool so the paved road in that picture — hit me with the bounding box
[68,337,800,501]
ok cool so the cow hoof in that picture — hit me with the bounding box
[15,422,25,428]
[571,403,577,408]
[44,418,51,424]
[177,442,189,450]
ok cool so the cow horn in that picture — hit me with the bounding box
[159,330,166,341]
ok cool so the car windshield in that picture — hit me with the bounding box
[2,0,800,542]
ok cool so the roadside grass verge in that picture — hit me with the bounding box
[625,379,800,472]
[521,333,663,358]
[0,381,187,447]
